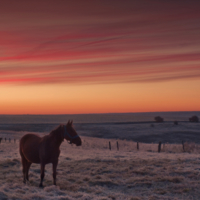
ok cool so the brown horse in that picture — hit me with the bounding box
[19,120,81,187]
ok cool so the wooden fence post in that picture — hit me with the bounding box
[137,142,139,150]
[109,141,111,150]
[182,140,185,152]
[117,141,119,151]
[158,141,162,153]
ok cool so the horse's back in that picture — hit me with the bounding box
[20,134,41,163]
[20,134,41,148]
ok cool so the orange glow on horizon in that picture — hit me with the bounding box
[1,79,200,115]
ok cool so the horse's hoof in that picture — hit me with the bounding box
[39,183,43,188]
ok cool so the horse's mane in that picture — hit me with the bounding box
[49,122,74,138]
[49,124,63,137]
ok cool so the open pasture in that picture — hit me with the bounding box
[0,134,200,200]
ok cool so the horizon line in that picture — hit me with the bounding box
[0,110,200,115]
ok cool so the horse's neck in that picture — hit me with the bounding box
[49,130,63,148]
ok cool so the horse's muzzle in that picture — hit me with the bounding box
[75,137,82,146]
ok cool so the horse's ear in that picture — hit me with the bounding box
[67,120,73,126]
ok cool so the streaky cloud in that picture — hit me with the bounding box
[0,0,200,85]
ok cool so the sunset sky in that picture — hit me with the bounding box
[0,0,200,114]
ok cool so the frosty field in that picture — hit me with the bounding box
[0,131,200,200]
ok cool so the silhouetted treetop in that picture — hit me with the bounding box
[189,116,199,122]
[154,116,164,123]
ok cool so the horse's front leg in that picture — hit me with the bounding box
[52,160,58,185]
[39,162,45,187]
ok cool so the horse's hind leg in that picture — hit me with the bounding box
[20,154,27,184]
[26,162,32,181]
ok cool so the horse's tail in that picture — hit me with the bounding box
[19,136,25,157]
[19,139,22,156]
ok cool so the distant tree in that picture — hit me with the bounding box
[189,116,199,122]
[174,121,178,125]
[154,116,164,123]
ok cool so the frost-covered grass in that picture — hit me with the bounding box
[0,133,200,199]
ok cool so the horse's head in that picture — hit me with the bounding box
[63,120,81,146]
